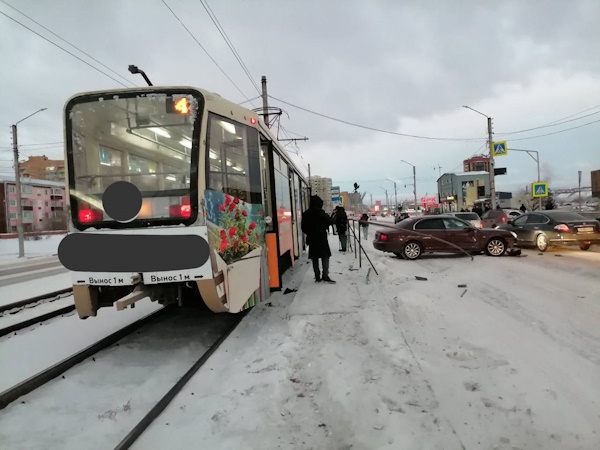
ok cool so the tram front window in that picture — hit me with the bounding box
[65,91,204,229]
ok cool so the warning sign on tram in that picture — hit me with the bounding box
[532,182,548,198]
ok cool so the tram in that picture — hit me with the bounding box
[59,86,310,318]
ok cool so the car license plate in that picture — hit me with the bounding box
[577,227,594,233]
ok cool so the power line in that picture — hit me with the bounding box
[268,95,486,142]
[509,117,600,141]
[0,11,129,88]
[0,0,135,87]
[198,0,261,95]
[496,109,600,135]
[161,0,254,106]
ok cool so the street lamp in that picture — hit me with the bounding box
[385,178,398,210]
[12,107,47,258]
[509,148,542,210]
[379,187,389,209]
[463,105,496,208]
[400,160,418,212]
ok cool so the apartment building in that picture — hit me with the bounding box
[19,155,66,182]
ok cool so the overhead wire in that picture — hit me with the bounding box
[0,11,129,88]
[508,118,600,141]
[198,0,261,95]
[161,0,255,106]
[268,95,486,142]
[496,109,600,135]
[0,0,135,87]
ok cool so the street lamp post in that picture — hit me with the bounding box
[379,187,388,209]
[11,108,47,258]
[463,106,496,208]
[508,148,542,210]
[386,178,398,210]
[400,160,417,212]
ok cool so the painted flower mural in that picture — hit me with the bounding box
[205,190,265,265]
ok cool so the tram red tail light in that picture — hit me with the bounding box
[169,199,192,219]
[78,208,103,223]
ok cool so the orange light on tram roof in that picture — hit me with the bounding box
[174,98,189,114]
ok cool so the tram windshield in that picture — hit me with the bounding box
[65,90,203,229]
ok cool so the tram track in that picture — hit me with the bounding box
[0,306,169,410]
[0,305,248,449]
[0,288,73,314]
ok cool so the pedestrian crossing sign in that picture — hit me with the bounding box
[532,182,548,197]
[492,141,508,157]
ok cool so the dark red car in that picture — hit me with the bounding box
[373,215,517,260]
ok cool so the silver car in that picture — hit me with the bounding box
[446,212,483,228]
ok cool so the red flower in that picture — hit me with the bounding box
[232,240,239,250]
[255,232,260,240]
[225,195,231,206]
[241,235,248,243]
[258,210,263,216]
[247,229,251,235]
[242,210,248,217]
[233,198,239,204]
[219,204,225,211]
[248,221,257,230]
[220,240,228,252]
[228,226,237,238]
[220,229,226,240]
[229,203,236,212]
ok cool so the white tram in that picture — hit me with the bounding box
[59,87,309,318]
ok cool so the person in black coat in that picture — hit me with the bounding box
[335,206,348,252]
[301,195,336,283]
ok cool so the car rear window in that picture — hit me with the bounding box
[456,213,479,220]
[415,218,445,230]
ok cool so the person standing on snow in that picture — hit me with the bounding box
[520,203,527,213]
[301,195,336,283]
[336,206,349,252]
[359,212,369,240]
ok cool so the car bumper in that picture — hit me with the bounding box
[373,241,397,252]
[549,235,600,246]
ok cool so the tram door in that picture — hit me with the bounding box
[259,136,280,291]
[290,170,300,259]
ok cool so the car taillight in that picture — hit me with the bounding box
[479,221,483,228]
[78,208,103,223]
[501,216,506,222]
[554,224,570,233]
[380,233,388,241]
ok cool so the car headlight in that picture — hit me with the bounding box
[510,231,517,239]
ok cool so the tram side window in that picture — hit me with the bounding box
[207,114,261,204]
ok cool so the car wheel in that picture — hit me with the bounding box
[579,243,591,251]
[536,233,548,252]
[485,238,506,256]
[402,241,422,260]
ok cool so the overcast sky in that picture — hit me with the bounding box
[1,0,599,203]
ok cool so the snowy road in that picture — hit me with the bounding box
[130,235,599,450]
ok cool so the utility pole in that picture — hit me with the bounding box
[307,163,311,196]
[578,170,582,212]
[11,107,47,258]
[487,117,496,208]
[11,125,25,258]
[370,193,373,208]
[261,76,269,128]
[434,164,442,179]
[412,165,417,212]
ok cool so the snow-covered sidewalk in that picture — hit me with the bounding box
[131,234,600,450]
[0,234,65,263]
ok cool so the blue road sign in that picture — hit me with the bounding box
[532,182,548,198]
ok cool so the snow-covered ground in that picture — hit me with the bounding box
[125,234,600,450]
[0,308,240,450]
[0,299,162,393]
[0,234,65,261]
[0,272,72,307]
[0,295,73,329]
